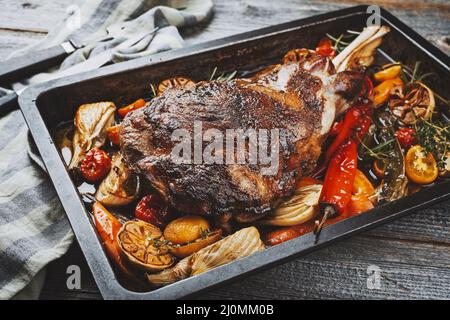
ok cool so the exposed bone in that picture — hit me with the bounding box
[333,25,390,72]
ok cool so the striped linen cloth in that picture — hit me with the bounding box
[0,0,213,299]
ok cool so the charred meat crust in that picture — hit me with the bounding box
[120,56,363,218]
[121,81,312,217]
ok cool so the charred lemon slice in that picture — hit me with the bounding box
[163,216,222,258]
[164,216,211,244]
[117,220,174,272]
[405,145,438,185]
[157,77,195,95]
[170,230,222,258]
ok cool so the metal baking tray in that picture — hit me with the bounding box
[18,5,450,299]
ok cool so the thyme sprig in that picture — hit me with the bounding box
[415,119,450,169]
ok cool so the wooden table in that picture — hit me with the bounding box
[1,0,449,300]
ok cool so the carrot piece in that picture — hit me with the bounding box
[118,99,146,117]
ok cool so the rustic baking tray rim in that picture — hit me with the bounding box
[18,5,450,299]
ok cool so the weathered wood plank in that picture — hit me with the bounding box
[0,31,45,58]
[0,0,76,33]
[39,243,100,300]
[181,0,450,55]
[200,230,450,299]
[40,220,450,300]
[0,0,449,54]
[365,202,450,244]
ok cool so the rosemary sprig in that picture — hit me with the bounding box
[326,30,359,53]
[209,67,218,81]
[359,137,395,160]
[209,67,237,82]
[150,83,157,97]
[401,61,437,84]
[398,61,449,109]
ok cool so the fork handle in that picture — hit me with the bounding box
[0,92,18,117]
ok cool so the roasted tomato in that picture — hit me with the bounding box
[135,194,171,228]
[395,127,416,149]
[80,147,111,183]
[405,145,438,185]
[315,38,336,57]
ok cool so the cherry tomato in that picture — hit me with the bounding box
[395,127,416,149]
[315,38,336,57]
[118,99,146,117]
[80,148,111,183]
[135,194,171,228]
[405,145,438,185]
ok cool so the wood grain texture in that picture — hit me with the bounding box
[1,0,449,300]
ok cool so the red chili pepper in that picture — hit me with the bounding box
[325,103,372,162]
[320,139,358,214]
[329,120,343,136]
[360,75,374,99]
[264,221,315,246]
[315,38,336,57]
[395,127,416,149]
